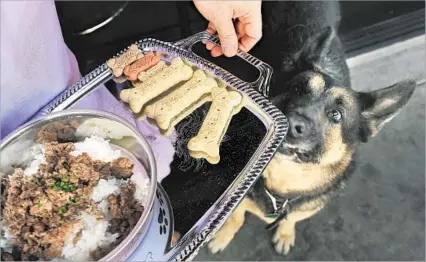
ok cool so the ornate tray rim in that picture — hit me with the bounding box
[33,31,288,261]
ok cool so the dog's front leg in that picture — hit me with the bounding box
[273,207,322,255]
[208,197,270,253]
[207,199,248,253]
[272,217,297,255]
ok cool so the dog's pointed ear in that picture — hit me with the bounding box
[359,79,416,139]
[302,26,335,63]
[301,26,349,85]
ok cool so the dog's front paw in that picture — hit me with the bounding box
[207,227,235,254]
[272,223,296,255]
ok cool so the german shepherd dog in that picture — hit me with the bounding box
[207,1,416,255]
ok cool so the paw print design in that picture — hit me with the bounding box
[144,252,153,261]
[156,191,169,235]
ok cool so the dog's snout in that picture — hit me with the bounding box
[288,113,311,138]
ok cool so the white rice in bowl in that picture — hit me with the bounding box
[1,133,151,261]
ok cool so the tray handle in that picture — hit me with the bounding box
[174,31,272,97]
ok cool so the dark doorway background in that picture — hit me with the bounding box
[55,1,425,75]
[53,0,424,257]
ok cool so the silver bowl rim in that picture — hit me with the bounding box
[0,109,158,261]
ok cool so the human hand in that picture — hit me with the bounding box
[193,0,262,57]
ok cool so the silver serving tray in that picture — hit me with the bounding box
[33,31,288,261]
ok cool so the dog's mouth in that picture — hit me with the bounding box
[278,141,318,164]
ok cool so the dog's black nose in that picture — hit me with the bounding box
[288,113,310,138]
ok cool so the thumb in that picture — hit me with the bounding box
[214,18,238,57]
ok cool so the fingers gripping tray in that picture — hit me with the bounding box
[33,31,288,261]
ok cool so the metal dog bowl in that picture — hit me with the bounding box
[0,109,175,261]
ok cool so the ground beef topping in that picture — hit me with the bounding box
[1,137,144,261]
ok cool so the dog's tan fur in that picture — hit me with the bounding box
[308,73,325,93]
[207,173,329,254]
[206,67,416,254]
[208,90,355,253]
[208,147,352,254]
[208,75,355,254]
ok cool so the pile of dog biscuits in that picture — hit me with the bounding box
[107,44,245,164]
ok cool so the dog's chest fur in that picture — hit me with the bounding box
[263,155,330,195]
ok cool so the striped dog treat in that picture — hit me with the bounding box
[123,51,162,81]
[107,44,144,77]
[119,58,193,113]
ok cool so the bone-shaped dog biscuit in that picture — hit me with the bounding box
[121,62,168,97]
[187,87,242,164]
[120,58,194,113]
[107,44,144,77]
[120,58,190,104]
[160,95,212,136]
[123,51,162,81]
[138,60,167,82]
[216,80,246,114]
[136,92,212,134]
[144,69,217,131]
[188,150,220,165]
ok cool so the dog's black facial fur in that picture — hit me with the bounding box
[276,78,417,167]
[249,1,349,164]
[273,70,416,164]
[273,71,361,164]
[255,1,416,165]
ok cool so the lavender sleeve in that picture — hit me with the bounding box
[0,1,175,182]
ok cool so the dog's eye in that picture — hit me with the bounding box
[327,109,342,123]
